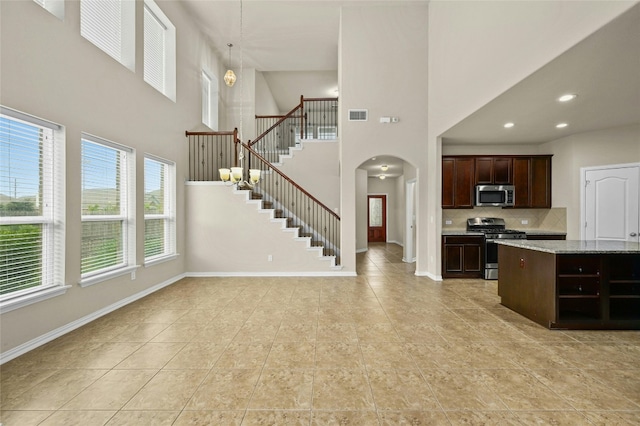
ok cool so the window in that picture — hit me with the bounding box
[33,0,64,20]
[144,0,176,101]
[202,70,219,130]
[80,0,135,71]
[144,156,176,264]
[81,134,136,286]
[0,106,67,311]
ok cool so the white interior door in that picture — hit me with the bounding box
[404,180,416,262]
[584,165,639,241]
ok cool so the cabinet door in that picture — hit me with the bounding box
[454,158,475,208]
[513,157,531,208]
[531,156,551,208]
[493,157,513,184]
[463,244,482,273]
[475,157,494,184]
[444,245,464,273]
[442,158,455,208]
[442,236,484,278]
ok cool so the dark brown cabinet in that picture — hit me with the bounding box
[499,245,640,329]
[442,157,474,209]
[475,157,512,185]
[442,235,484,278]
[513,156,552,208]
[443,155,551,209]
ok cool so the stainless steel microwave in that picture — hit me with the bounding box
[475,185,515,207]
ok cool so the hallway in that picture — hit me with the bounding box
[1,243,639,425]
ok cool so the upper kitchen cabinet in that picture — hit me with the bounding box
[475,157,513,185]
[443,155,552,209]
[513,155,552,208]
[442,157,475,208]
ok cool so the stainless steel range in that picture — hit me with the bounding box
[467,217,526,280]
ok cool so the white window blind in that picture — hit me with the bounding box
[80,0,135,71]
[144,0,176,101]
[202,70,219,130]
[144,155,176,263]
[81,134,135,282]
[0,106,65,300]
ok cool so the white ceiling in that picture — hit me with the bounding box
[441,4,640,145]
[180,1,640,171]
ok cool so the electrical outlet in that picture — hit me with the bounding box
[268,255,273,262]
[445,220,452,225]
[131,270,136,280]
[521,220,528,225]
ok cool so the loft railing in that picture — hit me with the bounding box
[253,96,338,164]
[185,129,238,181]
[184,131,341,264]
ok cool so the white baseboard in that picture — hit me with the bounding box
[415,270,443,281]
[0,273,186,365]
[186,271,356,277]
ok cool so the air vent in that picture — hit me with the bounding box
[348,109,368,121]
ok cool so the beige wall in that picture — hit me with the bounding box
[275,141,341,211]
[426,0,637,278]
[0,0,222,354]
[340,4,429,274]
[185,184,342,274]
[543,124,640,239]
[255,71,280,117]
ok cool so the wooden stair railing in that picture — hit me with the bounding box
[184,131,341,265]
[252,95,339,165]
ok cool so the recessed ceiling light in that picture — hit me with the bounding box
[556,123,568,128]
[379,175,386,180]
[558,94,577,102]
[504,122,515,128]
[381,165,388,171]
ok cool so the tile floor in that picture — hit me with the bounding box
[1,243,639,425]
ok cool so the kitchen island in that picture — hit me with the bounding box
[497,240,640,330]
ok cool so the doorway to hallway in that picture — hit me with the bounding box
[368,194,387,242]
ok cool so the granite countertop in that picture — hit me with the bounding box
[441,230,484,236]
[496,239,640,254]
[442,229,566,236]
[523,230,567,235]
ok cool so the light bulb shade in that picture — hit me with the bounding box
[249,169,261,184]
[230,167,243,183]
[219,168,231,182]
[224,69,237,87]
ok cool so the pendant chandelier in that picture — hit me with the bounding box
[224,43,236,87]
[219,0,260,188]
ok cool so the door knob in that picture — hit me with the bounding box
[631,232,638,237]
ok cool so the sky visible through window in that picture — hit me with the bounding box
[0,116,41,202]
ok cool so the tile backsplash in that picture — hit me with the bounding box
[443,207,567,232]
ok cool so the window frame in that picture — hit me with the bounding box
[144,154,177,266]
[80,0,135,71]
[143,0,176,101]
[80,133,137,287]
[202,70,219,130]
[0,106,69,313]
[33,0,65,20]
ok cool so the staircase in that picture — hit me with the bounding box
[252,191,337,261]
[185,96,340,271]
